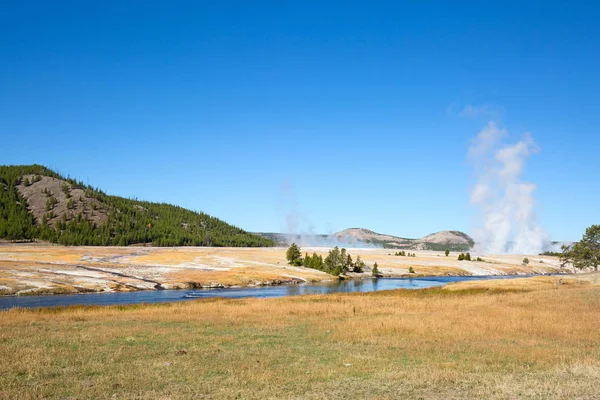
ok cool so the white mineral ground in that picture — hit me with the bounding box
[0,244,569,296]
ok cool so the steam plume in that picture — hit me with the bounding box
[469,121,549,254]
[278,181,373,248]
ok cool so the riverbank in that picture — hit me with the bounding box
[0,244,565,296]
[1,274,599,399]
[0,275,539,309]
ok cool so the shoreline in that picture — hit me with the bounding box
[0,244,568,297]
[0,271,569,298]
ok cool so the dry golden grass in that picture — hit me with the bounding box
[168,266,329,287]
[445,273,600,292]
[405,265,471,276]
[1,279,600,399]
[0,244,566,295]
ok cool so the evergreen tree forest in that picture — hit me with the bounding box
[0,165,273,247]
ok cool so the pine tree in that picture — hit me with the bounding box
[340,248,348,271]
[570,225,600,271]
[372,262,379,277]
[286,243,303,266]
[303,252,310,267]
[324,246,341,272]
[354,255,365,273]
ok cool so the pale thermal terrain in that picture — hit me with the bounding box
[0,243,567,296]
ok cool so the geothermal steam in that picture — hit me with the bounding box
[469,121,549,254]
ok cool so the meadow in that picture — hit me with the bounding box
[1,275,599,399]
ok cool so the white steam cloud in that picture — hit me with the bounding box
[278,181,375,248]
[469,121,549,254]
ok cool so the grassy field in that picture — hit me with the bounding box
[1,276,600,399]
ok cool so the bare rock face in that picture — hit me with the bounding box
[16,175,108,228]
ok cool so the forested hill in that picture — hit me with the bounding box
[0,165,273,247]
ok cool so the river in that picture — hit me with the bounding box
[0,275,531,309]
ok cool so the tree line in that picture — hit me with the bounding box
[0,165,274,247]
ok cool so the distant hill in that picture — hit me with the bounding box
[255,232,331,247]
[335,228,474,251]
[258,228,474,251]
[0,164,273,247]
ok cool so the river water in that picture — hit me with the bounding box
[0,275,529,310]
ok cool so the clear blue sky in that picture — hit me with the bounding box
[1,1,599,241]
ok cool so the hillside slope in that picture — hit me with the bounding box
[257,228,475,251]
[0,165,273,247]
[335,228,413,247]
[335,228,474,251]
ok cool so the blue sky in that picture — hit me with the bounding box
[1,1,599,241]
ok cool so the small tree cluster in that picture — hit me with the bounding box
[458,252,471,261]
[324,247,351,275]
[287,244,368,276]
[61,183,71,198]
[45,196,58,211]
[394,251,416,257]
